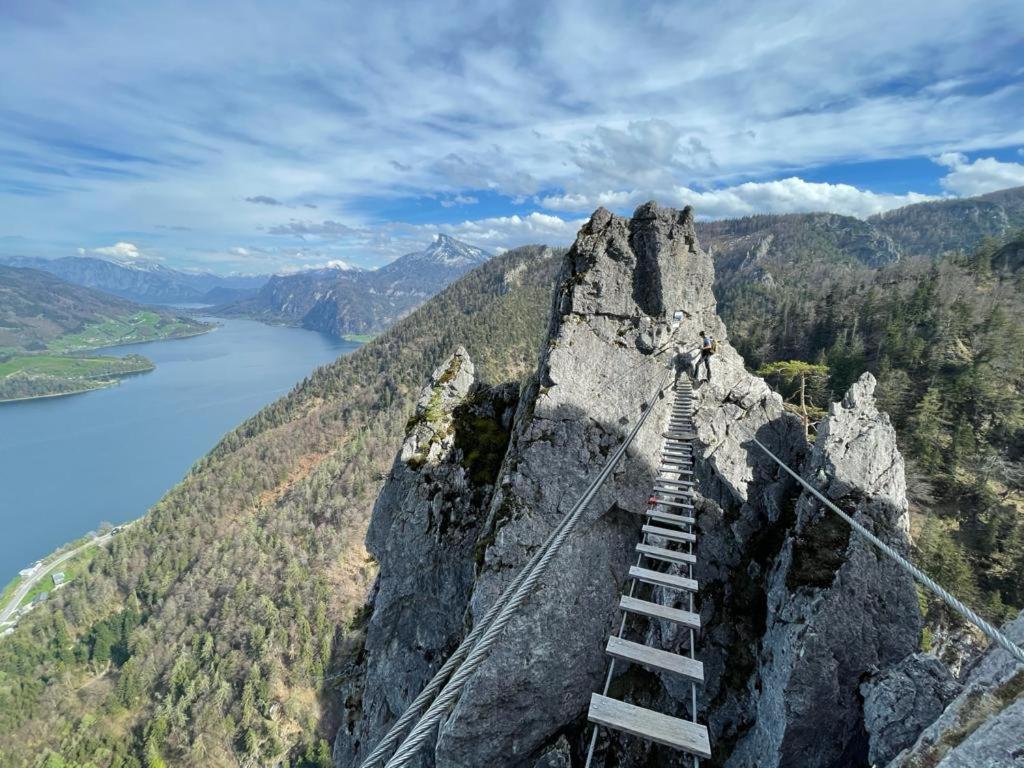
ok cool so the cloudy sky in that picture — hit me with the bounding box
[1,0,1023,273]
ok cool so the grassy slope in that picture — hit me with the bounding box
[0,266,208,353]
[0,355,154,378]
[0,246,562,768]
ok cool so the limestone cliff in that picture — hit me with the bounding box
[335,204,945,768]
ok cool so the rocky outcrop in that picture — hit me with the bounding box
[887,609,1024,768]
[336,203,932,768]
[862,654,961,766]
[436,203,709,765]
[726,373,921,767]
[335,347,518,765]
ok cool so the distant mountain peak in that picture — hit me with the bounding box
[324,259,359,272]
[420,234,489,266]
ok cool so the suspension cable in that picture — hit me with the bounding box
[382,373,671,767]
[361,366,675,767]
[751,437,1024,667]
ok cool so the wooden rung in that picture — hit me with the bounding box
[647,510,696,526]
[619,595,700,629]
[643,525,696,543]
[657,477,694,486]
[629,565,698,592]
[588,694,711,758]
[658,466,693,474]
[605,636,704,683]
[652,498,694,510]
[637,543,696,565]
[653,487,694,498]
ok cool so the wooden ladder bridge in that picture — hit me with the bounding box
[586,377,710,765]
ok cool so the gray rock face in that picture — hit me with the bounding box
[336,203,938,768]
[862,654,962,766]
[725,373,921,768]
[336,347,517,766]
[436,204,708,766]
[887,609,1024,768]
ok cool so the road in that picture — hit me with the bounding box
[0,528,122,626]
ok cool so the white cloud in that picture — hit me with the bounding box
[540,190,643,213]
[439,212,585,247]
[542,178,937,220]
[935,152,1024,196]
[80,242,144,260]
[2,0,1023,270]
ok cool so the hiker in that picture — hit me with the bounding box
[694,331,714,382]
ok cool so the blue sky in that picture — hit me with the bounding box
[1,0,1023,273]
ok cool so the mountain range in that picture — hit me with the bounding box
[0,254,269,305]
[215,233,491,337]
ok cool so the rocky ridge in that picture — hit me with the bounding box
[334,203,1017,767]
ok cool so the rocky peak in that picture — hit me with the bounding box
[726,374,920,768]
[339,346,518,765]
[420,234,489,267]
[336,202,930,768]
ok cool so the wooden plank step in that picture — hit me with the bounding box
[606,636,704,683]
[588,694,711,758]
[657,466,694,474]
[629,565,698,592]
[620,595,700,629]
[653,487,694,498]
[657,477,694,486]
[637,542,696,565]
[646,510,696,526]
[643,525,696,543]
[652,498,694,510]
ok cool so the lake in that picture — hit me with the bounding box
[0,318,357,583]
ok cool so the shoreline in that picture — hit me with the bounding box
[0,324,213,404]
[0,362,157,405]
[59,321,217,354]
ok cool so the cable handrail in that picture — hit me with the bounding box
[751,436,1024,667]
[360,366,675,767]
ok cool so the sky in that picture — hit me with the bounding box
[1,0,1023,274]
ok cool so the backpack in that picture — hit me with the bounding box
[710,338,718,354]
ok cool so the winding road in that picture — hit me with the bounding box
[0,528,123,626]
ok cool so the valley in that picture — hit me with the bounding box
[0,266,212,402]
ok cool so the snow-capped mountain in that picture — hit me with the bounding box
[415,233,489,267]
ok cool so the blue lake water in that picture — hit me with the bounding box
[0,318,357,583]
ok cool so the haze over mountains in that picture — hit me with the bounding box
[215,233,491,337]
[0,253,268,306]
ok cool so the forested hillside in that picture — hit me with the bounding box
[0,266,209,401]
[714,230,1024,628]
[0,266,204,353]
[0,246,562,768]
[870,185,1024,256]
